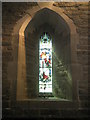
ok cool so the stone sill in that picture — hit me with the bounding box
[15,100,78,110]
[19,98,71,101]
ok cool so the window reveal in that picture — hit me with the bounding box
[39,33,52,93]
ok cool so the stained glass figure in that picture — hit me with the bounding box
[39,33,52,93]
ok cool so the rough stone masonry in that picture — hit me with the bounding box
[2,2,89,119]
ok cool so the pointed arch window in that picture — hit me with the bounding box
[39,33,52,93]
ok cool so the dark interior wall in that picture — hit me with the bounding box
[54,2,89,108]
[2,2,38,117]
[2,2,89,119]
[25,8,72,100]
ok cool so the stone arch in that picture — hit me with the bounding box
[12,3,80,107]
[25,7,72,100]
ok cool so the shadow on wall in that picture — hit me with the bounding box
[25,8,72,101]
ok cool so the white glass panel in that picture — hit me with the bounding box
[39,33,52,93]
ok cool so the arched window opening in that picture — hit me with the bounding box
[16,7,79,103]
[39,33,52,94]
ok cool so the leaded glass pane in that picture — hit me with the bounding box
[39,33,52,93]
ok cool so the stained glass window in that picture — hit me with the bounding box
[39,33,52,93]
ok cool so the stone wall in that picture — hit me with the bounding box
[25,7,72,100]
[2,2,89,119]
[54,2,89,108]
[2,2,38,118]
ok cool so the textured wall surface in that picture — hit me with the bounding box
[25,8,72,100]
[54,1,89,107]
[2,2,89,119]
